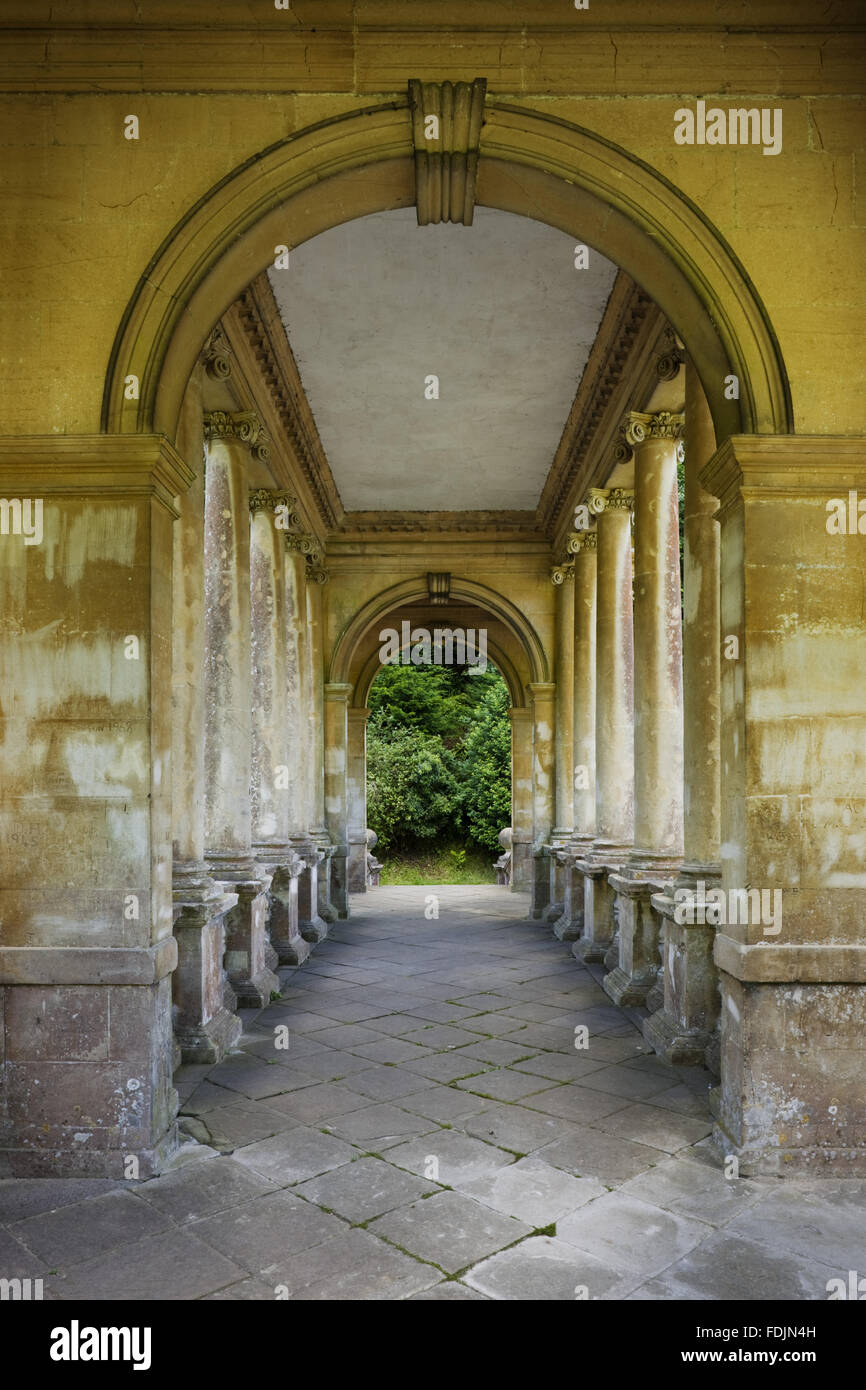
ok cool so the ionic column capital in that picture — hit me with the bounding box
[550,562,575,585]
[606,487,635,512]
[200,326,233,381]
[623,410,685,446]
[573,530,598,552]
[586,487,609,516]
[203,410,270,463]
[284,531,320,559]
[248,487,299,519]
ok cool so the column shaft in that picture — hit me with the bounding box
[509,707,533,892]
[324,683,351,918]
[202,413,278,1009]
[575,491,634,964]
[171,374,241,1064]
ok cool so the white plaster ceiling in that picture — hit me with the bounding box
[268,207,618,512]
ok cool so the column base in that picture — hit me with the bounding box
[174,1006,243,1068]
[642,1007,711,1067]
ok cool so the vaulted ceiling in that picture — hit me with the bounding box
[268,207,618,513]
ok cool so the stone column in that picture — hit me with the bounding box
[606,413,684,1009]
[283,535,326,942]
[509,706,533,892]
[529,680,556,919]
[307,562,336,925]
[575,489,635,962]
[202,411,279,1009]
[546,563,575,923]
[171,371,240,1064]
[647,367,722,1064]
[347,707,370,893]
[250,489,309,967]
[324,682,352,918]
[556,533,598,940]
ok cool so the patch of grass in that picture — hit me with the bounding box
[378,846,497,887]
[535,1223,557,1238]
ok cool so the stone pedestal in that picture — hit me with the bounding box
[348,830,369,893]
[207,856,279,1008]
[552,848,584,940]
[292,839,327,941]
[256,849,310,966]
[644,865,722,1064]
[316,840,338,923]
[604,872,670,1008]
[573,858,618,963]
[544,835,570,922]
[329,845,349,920]
[530,846,551,920]
[172,863,241,1064]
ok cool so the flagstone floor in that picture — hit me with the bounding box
[1,886,864,1301]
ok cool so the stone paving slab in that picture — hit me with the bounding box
[9,1189,170,1268]
[231,1125,358,1185]
[459,1156,607,1226]
[556,1192,714,1277]
[464,1234,640,1301]
[294,1156,441,1223]
[2,885,861,1301]
[191,1190,346,1276]
[369,1190,532,1274]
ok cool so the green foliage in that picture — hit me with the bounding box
[366,663,511,857]
[365,721,462,853]
[458,679,513,853]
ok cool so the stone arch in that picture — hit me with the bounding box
[102,100,793,445]
[328,576,550,701]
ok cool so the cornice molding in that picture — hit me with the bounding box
[337,510,544,537]
[0,435,194,512]
[227,273,342,534]
[539,272,663,544]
